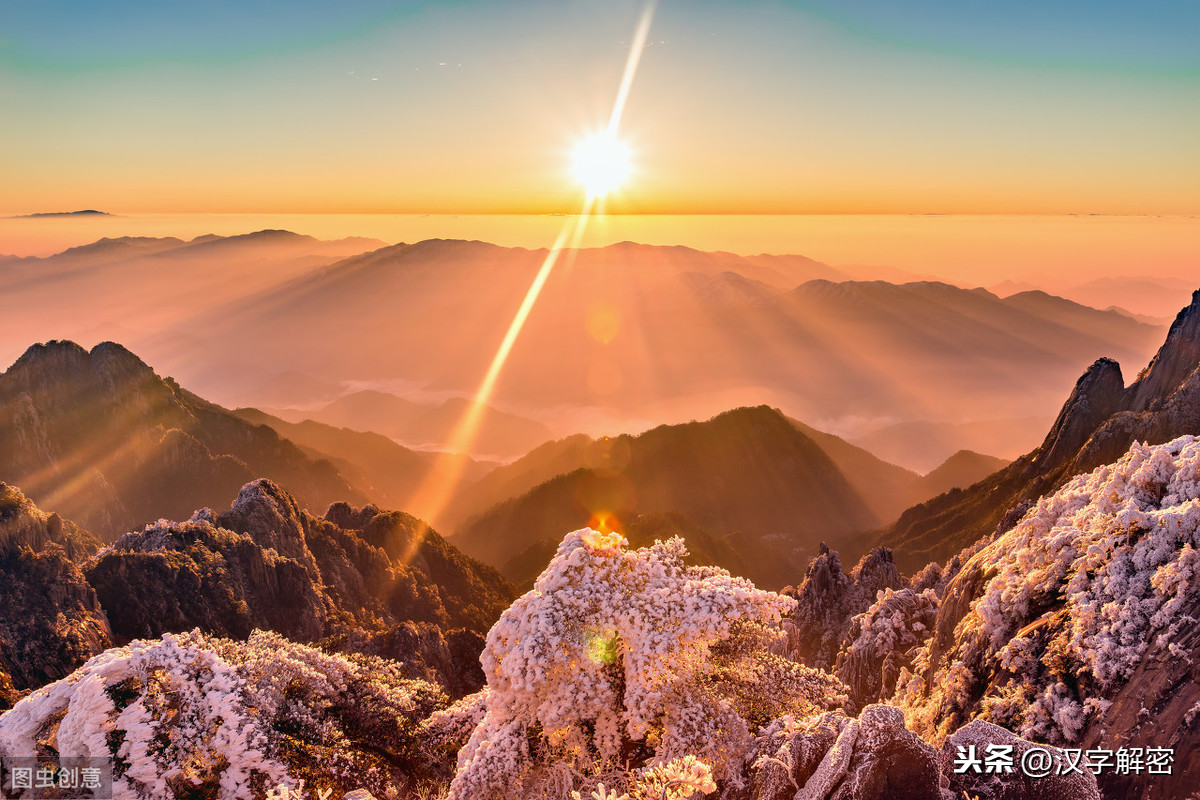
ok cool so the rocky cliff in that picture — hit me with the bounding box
[883,289,1200,572]
[86,480,514,652]
[0,484,111,706]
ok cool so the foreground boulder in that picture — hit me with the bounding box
[942,720,1101,800]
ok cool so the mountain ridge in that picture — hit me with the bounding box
[880,288,1200,572]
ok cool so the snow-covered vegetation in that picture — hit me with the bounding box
[897,435,1200,744]
[0,630,447,799]
[448,529,846,800]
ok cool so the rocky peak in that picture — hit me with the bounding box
[1126,288,1200,412]
[0,483,99,560]
[2,340,173,424]
[8,340,153,382]
[786,544,905,670]
[213,478,318,573]
[1035,357,1125,469]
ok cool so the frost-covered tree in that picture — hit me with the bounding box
[0,630,447,799]
[447,529,846,800]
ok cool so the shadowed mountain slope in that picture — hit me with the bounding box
[453,406,879,589]
[881,288,1200,572]
[0,341,365,541]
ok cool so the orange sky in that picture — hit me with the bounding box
[1,2,1197,217]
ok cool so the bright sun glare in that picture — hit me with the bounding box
[571,131,632,198]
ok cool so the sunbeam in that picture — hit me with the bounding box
[396,3,658,562]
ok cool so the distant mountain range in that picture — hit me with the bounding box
[272,389,553,460]
[0,233,1167,468]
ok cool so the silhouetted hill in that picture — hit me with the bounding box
[439,433,597,532]
[298,389,553,460]
[10,210,111,218]
[0,341,365,541]
[786,418,924,524]
[916,450,1009,499]
[454,406,878,588]
[881,288,1200,572]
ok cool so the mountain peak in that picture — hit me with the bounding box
[7,340,153,385]
[1126,288,1200,412]
[1037,357,1126,469]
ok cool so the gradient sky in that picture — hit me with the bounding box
[2,0,1198,214]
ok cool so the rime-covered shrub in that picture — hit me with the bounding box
[835,586,939,706]
[897,435,1200,743]
[448,529,845,800]
[0,630,448,799]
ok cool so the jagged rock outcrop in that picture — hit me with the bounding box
[1038,357,1126,469]
[0,485,111,703]
[0,340,364,541]
[784,545,903,669]
[882,288,1200,572]
[737,705,1102,800]
[835,586,939,708]
[86,480,514,652]
[942,721,1101,800]
[86,517,332,643]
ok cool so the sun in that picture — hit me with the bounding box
[571,131,632,198]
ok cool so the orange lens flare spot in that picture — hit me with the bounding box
[586,302,622,343]
[587,511,624,535]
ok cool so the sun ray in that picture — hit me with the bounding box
[396,3,657,563]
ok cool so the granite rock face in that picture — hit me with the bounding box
[87,480,514,647]
[0,484,111,704]
[784,545,903,670]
